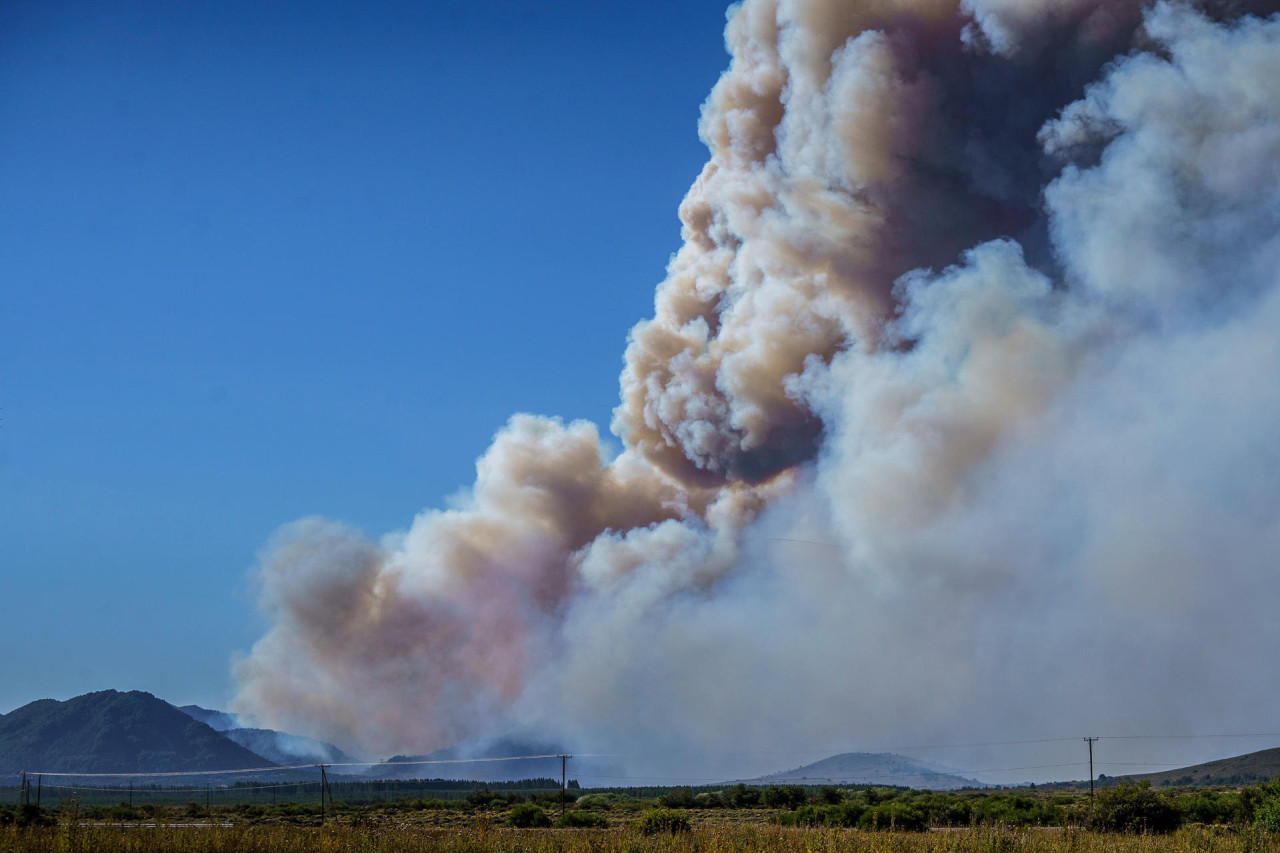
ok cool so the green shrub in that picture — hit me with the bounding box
[780,804,864,827]
[508,803,551,828]
[1254,782,1280,833]
[574,793,617,810]
[1089,781,1181,834]
[724,784,761,808]
[658,789,696,808]
[763,785,808,810]
[861,802,928,832]
[555,810,609,828]
[636,808,691,835]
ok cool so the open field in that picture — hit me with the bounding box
[4,779,1280,851]
[6,824,1280,853]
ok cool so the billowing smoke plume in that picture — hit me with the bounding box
[234,0,1280,779]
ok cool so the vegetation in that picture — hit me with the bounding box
[554,810,608,828]
[506,802,550,827]
[6,823,1280,853]
[635,808,691,834]
[6,776,1280,839]
[1253,781,1280,832]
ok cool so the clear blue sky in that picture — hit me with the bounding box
[0,0,732,713]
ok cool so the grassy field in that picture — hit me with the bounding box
[5,779,1280,851]
[6,823,1280,853]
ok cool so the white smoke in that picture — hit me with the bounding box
[233,0,1280,782]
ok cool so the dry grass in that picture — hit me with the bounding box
[5,823,1280,853]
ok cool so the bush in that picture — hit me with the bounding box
[658,789,696,808]
[861,801,928,832]
[467,790,500,808]
[636,809,691,835]
[724,784,761,808]
[508,803,551,828]
[1089,781,1182,834]
[693,792,726,808]
[574,793,617,810]
[555,810,609,828]
[780,803,865,828]
[764,785,809,810]
[15,804,56,828]
[1254,781,1280,832]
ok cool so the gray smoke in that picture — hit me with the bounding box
[233,0,1280,782]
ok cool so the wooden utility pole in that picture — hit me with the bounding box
[319,765,335,823]
[1084,738,1098,805]
[559,755,571,818]
[18,771,26,807]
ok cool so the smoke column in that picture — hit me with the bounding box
[234,0,1280,781]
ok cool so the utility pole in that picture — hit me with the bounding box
[18,771,26,807]
[1084,737,1098,805]
[559,755,571,818]
[129,781,133,808]
[319,765,329,823]
[36,776,40,808]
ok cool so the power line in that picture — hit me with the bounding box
[24,752,569,779]
[14,730,1280,782]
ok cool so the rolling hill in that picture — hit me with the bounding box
[173,705,355,766]
[754,752,982,790]
[1119,747,1280,787]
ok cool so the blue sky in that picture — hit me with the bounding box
[0,0,733,713]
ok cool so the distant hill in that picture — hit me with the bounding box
[175,704,238,732]
[0,690,275,776]
[754,752,982,790]
[172,705,355,767]
[222,728,355,767]
[1117,747,1280,787]
[370,737,567,782]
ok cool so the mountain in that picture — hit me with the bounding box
[171,705,356,767]
[1117,747,1280,787]
[175,704,238,732]
[0,690,275,776]
[754,752,982,790]
[222,728,355,767]
[369,737,568,782]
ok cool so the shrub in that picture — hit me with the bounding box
[574,793,617,810]
[636,808,691,835]
[764,785,808,810]
[15,804,56,828]
[658,789,696,808]
[508,803,551,828]
[467,790,499,808]
[693,792,726,808]
[819,786,844,805]
[1254,781,1280,832]
[1089,781,1181,834]
[780,804,864,828]
[555,810,609,828]
[861,802,928,832]
[724,784,761,808]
